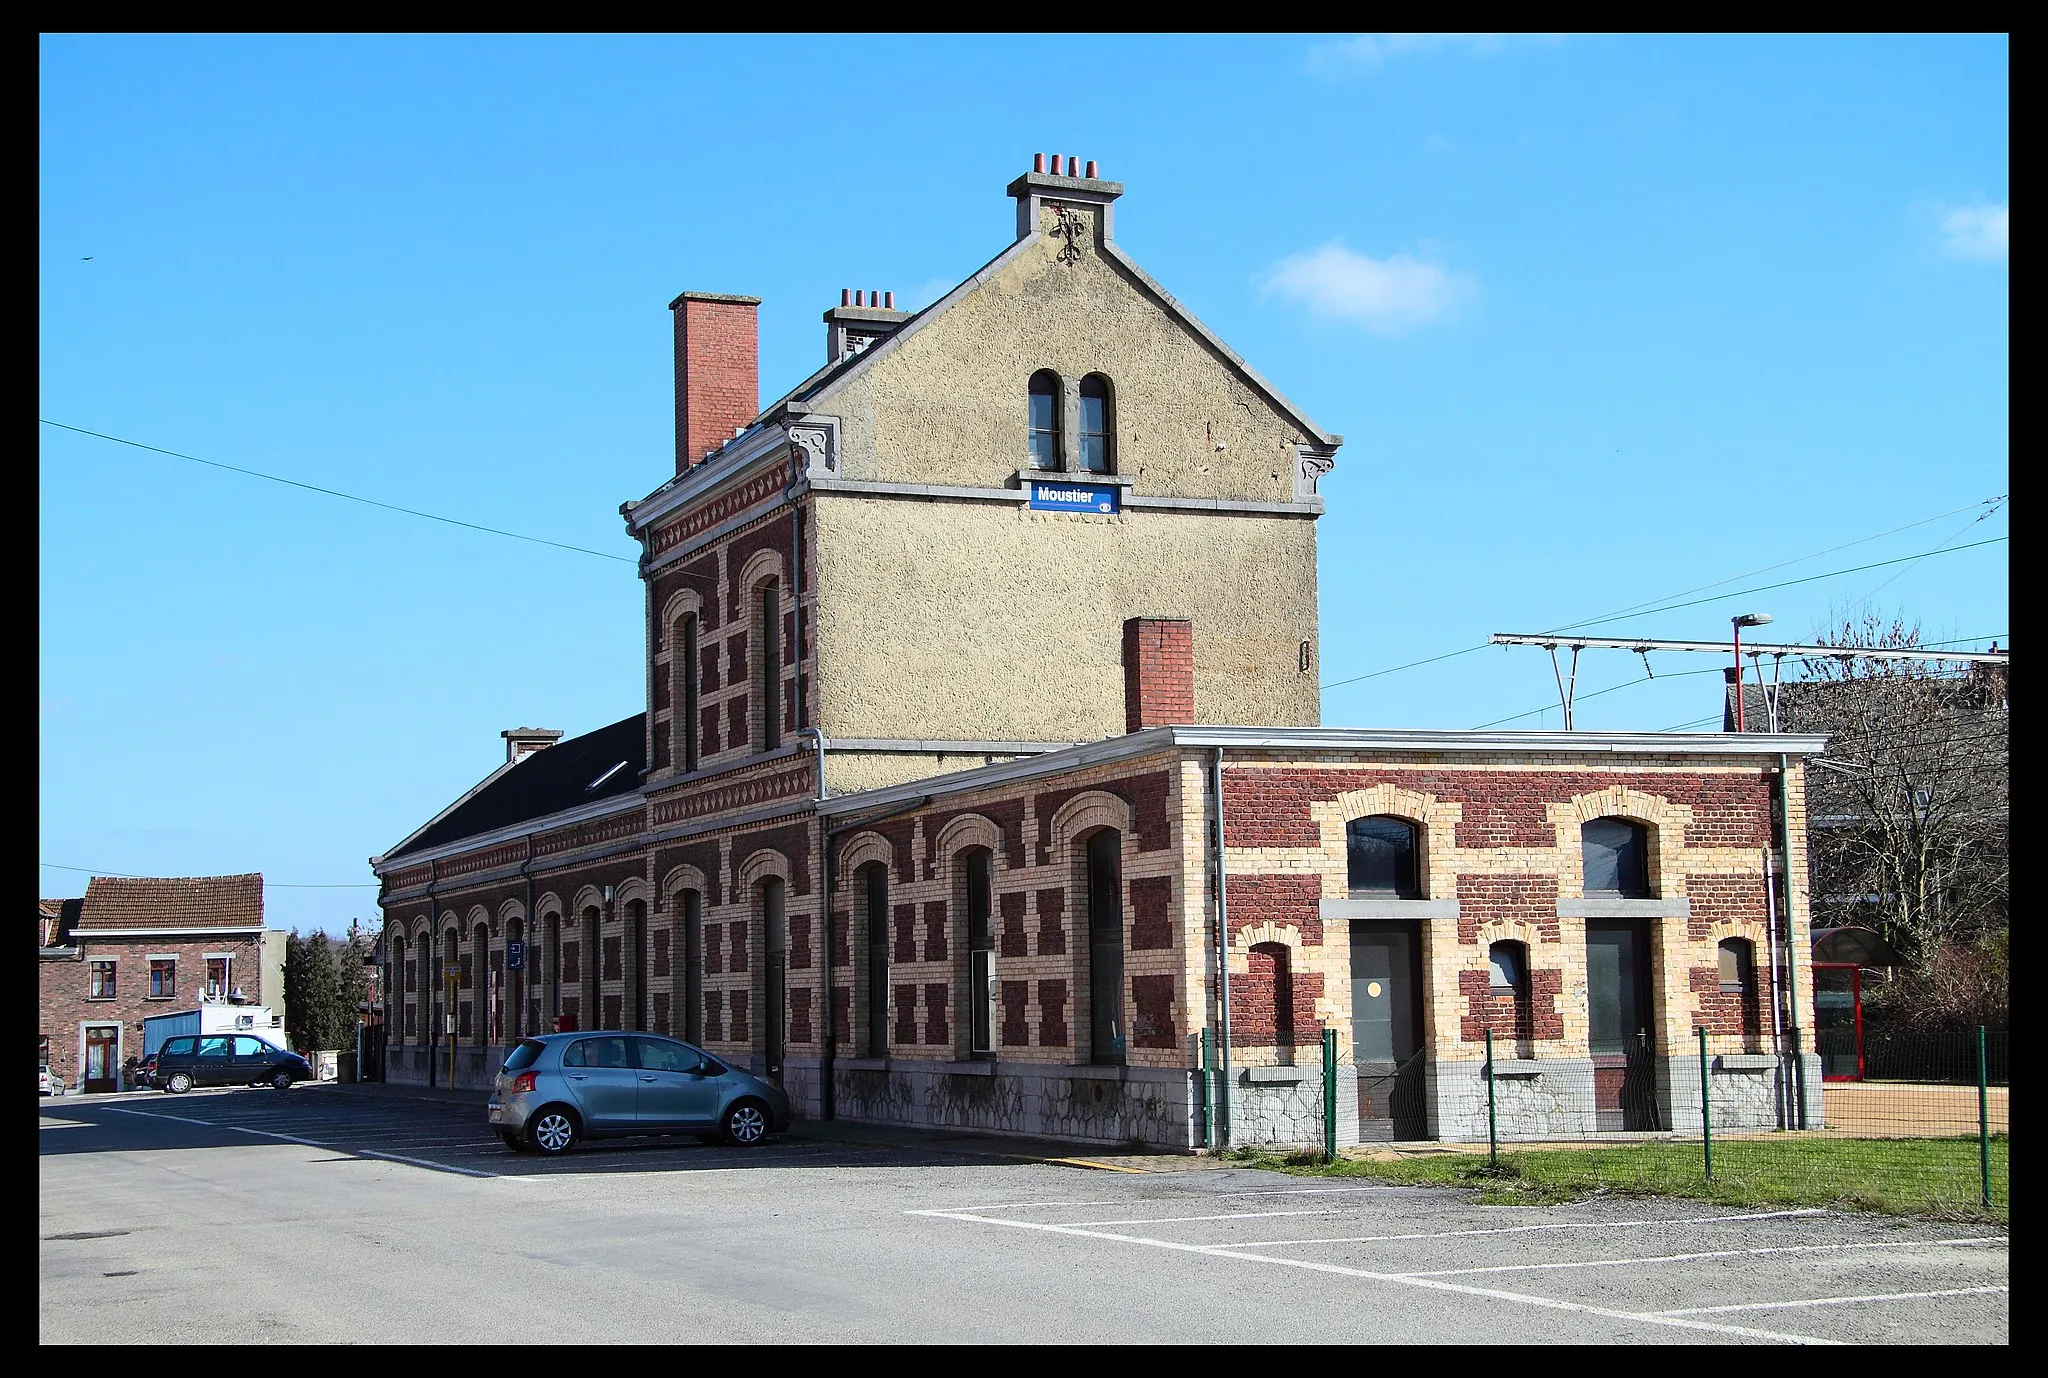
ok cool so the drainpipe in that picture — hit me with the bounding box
[790,496,807,735]
[521,836,536,1041]
[1774,751,1806,1128]
[797,728,827,802]
[425,861,438,1088]
[1210,749,1234,1148]
[1762,847,1786,1129]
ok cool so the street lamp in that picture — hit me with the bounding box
[1731,613,1773,732]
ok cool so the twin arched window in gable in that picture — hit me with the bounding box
[1026,370,1115,475]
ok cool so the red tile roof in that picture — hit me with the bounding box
[77,874,264,932]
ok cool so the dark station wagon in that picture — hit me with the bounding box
[154,1034,313,1093]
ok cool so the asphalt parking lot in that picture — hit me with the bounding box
[40,1085,2008,1344]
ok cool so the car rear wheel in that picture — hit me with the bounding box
[529,1106,579,1155]
[270,1070,294,1090]
[723,1099,770,1146]
[166,1072,192,1094]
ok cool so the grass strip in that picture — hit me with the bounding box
[1222,1135,2008,1224]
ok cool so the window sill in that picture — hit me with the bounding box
[1320,897,1460,921]
[1557,897,1691,919]
[1014,467,1135,488]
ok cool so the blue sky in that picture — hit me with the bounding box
[39,34,2008,934]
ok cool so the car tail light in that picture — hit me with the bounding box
[509,1072,537,1094]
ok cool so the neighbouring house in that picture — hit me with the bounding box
[38,874,285,1093]
[372,157,1830,1146]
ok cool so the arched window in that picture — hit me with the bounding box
[472,922,490,1045]
[679,613,700,772]
[758,579,782,752]
[1027,370,1062,469]
[1347,816,1420,898]
[679,889,703,1044]
[1719,937,1755,994]
[1249,941,1296,1065]
[1582,818,1650,898]
[761,877,786,1076]
[1085,829,1125,1066]
[963,847,996,1055]
[1719,937,1760,1038]
[1488,941,1529,998]
[860,861,890,1057]
[390,934,407,1045]
[1078,374,1113,473]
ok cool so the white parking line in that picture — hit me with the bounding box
[950,1187,1393,1212]
[1659,1286,2010,1317]
[1195,1208,1829,1250]
[1398,1236,2008,1279]
[910,1208,1837,1345]
[1061,1208,1351,1227]
[102,1106,515,1181]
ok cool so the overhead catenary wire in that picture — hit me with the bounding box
[39,419,638,565]
[1320,499,2009,694]
[39,861,378,888]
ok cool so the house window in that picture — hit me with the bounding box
[1582,818,1650,898]
[1488,941,1529,997]
[1347,816,1420,898]
[861,861,890,1057]
[89,961,116,999]
[1078,374,1113,474]
[758,579,782,752]
[681,614,700,772]
[1027,370,1062,468]
[205,956,231,1000]
[149,959,176,999]
[1718,938,1754,993]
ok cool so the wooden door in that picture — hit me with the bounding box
[84,1026,119,1094]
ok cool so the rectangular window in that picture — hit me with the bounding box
[150,959,177,999]
[205,957,231,1001]
[89,961,116,999]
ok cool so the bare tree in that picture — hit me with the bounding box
[1779,614,2008,971]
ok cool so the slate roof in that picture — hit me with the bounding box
[385,713,645,860]
[77,874,264,932]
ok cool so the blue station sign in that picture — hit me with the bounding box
[1027,479,1121,514]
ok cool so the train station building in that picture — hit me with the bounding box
[372,158,1828,1146]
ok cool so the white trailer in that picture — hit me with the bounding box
[142,1004,288,1058]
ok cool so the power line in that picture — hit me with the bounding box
[39,419,637,565]
[39,861,377,889]
[1540,495,2006,635]
[1321,498,2010,695]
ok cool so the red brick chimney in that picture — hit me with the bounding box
[1123,618,1195,731]
[670,291,762,474]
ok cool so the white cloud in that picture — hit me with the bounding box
[1261,242,1475,334]
[1939,201,2008,261]
[1308,32,1562,72]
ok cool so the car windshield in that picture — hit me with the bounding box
[502,1040,546,1073]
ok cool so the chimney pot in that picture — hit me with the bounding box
[854,290,864,307]
[841,287,851,306]
[1066,154,1076,176]
[1085,159,1098,179]
[884,291,895,309]
[1033,152,1045,173]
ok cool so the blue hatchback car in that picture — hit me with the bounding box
[487,1032,791,1155]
